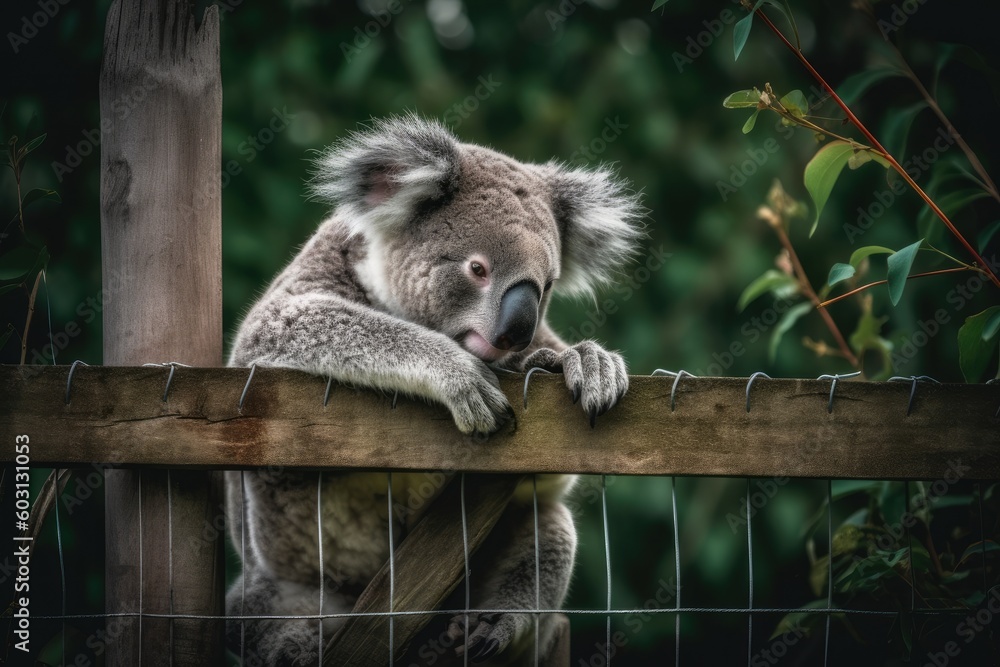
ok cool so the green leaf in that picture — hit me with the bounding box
[930,494,974,509]
[651,0,670,10]
[803,140,856,237]
[881,101,927,158]
[769,600,828,641]
[827,262,855,286]
[733,1,765,61]
[985,310,1000,341]
[742,109,760,134]
[832,480,880,500]
[762,0,800,49]
[0,283,19,296]
[852,303,894,374]
[847,150,891,170]
[935,44,1000,106]
[723,89,762,109]
[900,609,913,657]
[21,188,61,209]
[737,269,798,312]
[778,89,809,118]
[837,68,904,106]
[978,220,1000,253]
[769,302,813,361]
[849,308,890,359]
[879,481,906,526]
[18,133,46,157]
[959,540,1000,565]
[847,151,872,170]
[957,307,1000,382]
[0,244,44,281]
[885,239,923,306]
[849,245,894,269]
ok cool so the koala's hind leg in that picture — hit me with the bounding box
[448,500,577,664]
[226,569,352,666]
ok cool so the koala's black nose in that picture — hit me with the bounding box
[493,282,539,352]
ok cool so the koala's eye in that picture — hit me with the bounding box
[470,262,487,278]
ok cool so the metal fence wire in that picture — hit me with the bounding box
[7,366,999,666]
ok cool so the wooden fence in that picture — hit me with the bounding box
[3,367,998,479]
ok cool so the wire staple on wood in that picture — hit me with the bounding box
[651,369,696,412]
[744,372,771,413]
[238,363,257,412]
[324,376,335,408]
[142,362,191,402]
[522,367,553,409]
[64,360,90,404]
[888,375,941,416]
[817,371,861,414]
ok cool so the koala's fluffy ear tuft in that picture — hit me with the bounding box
[546,163,646,297]
[309,115,460,237]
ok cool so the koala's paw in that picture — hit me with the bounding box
[523,341,628,427]
[445,357,514,438]
[448,612,528,663]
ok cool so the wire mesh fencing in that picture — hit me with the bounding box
[7,472,998,666]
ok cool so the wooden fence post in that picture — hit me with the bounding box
[99,0,223,664]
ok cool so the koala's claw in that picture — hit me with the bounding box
[451,612,522,662]
[472,638,501,662]
[524,341,629,427]
[447,358,514,437]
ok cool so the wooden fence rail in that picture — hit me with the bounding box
[2,365,998,480]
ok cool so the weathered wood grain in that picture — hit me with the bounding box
[2,366,998,480]
[99,0,224,662]
[325,475,522,665]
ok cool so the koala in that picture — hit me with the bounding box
[225,116,642,665]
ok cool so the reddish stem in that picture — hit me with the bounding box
[752,7,1000,289]
[773,224,860,367]
[817,267,972,309]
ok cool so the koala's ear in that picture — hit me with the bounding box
[310,115,460,237]
[546,163,645,297]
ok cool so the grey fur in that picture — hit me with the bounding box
[226,116,642,664]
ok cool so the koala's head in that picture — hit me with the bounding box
[311,115,643,362]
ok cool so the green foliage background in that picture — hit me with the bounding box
[1,0,998,664]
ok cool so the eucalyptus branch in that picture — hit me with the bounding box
[856,0,1000,203]
[19,270,41,365]
[750,6,1000,289]
[817,267,973,309]
[8,137,25,235]
[771,221,860,367]
[923,244,974,269]
[769,103,878,153]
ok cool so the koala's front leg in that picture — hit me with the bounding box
[230,292,514,436]
[516,329,629,426]
[448,501,576,663]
